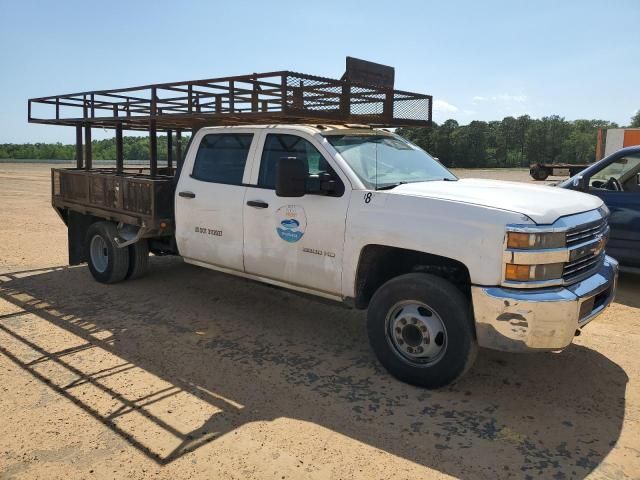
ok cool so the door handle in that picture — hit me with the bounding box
[246,200,269,209]
[179,191,196,198]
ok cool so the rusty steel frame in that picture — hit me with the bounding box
[30,59,432,179]
[28,70,432,131]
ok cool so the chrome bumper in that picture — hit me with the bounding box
[472,255,618,353]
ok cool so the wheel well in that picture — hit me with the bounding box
[353,245,471,309]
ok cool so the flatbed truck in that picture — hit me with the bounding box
[30,59,618,388]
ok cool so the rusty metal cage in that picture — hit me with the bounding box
[29,58,432,176]
[28,72,431,131]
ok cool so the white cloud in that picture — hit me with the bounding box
[472,93,528,105]
[493,93,527,103]
[433,99,459,113]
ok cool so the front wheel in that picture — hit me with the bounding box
[367,273,477,388]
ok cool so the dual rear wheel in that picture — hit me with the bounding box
[86,221,149,284]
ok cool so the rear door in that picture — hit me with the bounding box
[175,129,257,271]
[242,130,351,295]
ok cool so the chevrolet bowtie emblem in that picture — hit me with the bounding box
[593,236,605,256]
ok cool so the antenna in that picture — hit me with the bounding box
[375,139,378,191]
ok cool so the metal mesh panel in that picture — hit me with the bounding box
[393,92,431,122]
[284,73,430,125]
[285,74,342,113]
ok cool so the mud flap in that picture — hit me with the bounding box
[67,210,94,265]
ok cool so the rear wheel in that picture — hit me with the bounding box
[86,222,130,284]
[367,273,477,388]
[126,240,150,280]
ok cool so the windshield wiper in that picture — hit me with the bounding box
[376,178,456,190]
[376,181,410,190]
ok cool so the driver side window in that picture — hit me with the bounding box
[258,134,343,195]
[589,154,640,193]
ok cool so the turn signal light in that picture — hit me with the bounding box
[505,262,565,282]
[505,264,531,281]
[507,232,532,249]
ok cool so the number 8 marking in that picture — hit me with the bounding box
[364,192,372,204]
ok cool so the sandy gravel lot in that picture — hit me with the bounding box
[0,163,638,480]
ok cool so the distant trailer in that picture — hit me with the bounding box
[529,163,591,181]
[602,128,640,157]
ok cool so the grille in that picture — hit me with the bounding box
[562,217,608,282]
[563,252,605,282]
[565,219,607,247]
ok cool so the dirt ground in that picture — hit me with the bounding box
[0,163,638,480]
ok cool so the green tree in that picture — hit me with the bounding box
[631,110,640,128]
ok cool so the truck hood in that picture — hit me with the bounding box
[390,178,603,224]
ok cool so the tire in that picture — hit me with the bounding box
[530,166,548,181]
[126,240,150,280]
[367,273,477,389]
[85,222,130,284]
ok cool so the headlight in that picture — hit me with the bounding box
[506,231,565,249]
[505,262,564,282]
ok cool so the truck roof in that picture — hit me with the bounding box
[196,124,397,136]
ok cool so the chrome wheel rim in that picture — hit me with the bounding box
[90,235,109,273]
[385,301,447,366]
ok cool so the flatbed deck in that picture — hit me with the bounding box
[52,168,175,232]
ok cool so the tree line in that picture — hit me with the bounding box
[2,110,639,167]
[0,135,189,162]
[398,115,636,168]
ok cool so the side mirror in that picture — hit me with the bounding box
[637,172,640,186]
[276,157,306,197]
[306,172,337,195]
[573,175,587,191]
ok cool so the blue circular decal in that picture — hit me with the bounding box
[276,205,307,243]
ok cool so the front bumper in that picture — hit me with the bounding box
[471,255,618,353]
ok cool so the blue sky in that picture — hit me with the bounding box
[1,0,638,143]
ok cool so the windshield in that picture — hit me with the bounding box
[590,154,640,185]
[325,134,456,189]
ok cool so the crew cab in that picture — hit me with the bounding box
[560,146,640,268]
[48,124,618,388]
[32,61,618,388]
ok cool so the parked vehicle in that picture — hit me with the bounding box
[559,146,640,268]
[529,162,591,181]
[30,60,618,388]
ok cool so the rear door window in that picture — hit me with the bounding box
[192,133,253,185]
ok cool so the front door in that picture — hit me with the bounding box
[243,132,350,295]
[175,129,257,272]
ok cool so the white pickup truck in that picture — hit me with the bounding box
[51,124,618,388]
